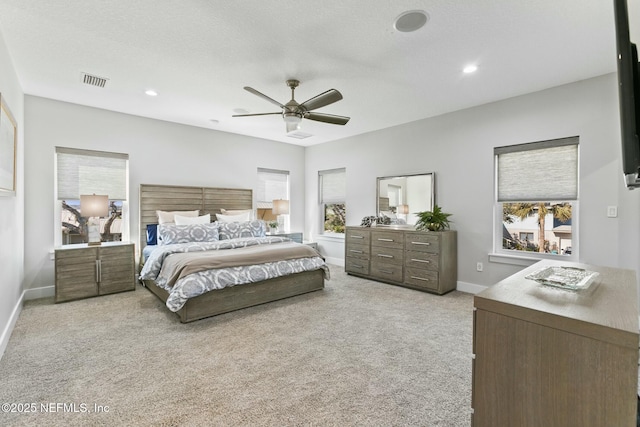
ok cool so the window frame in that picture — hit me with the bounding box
[492,137,579,264]
[318,168,346,235]
[54,147,129,247]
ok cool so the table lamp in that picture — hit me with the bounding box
[80,194,109,245]
[272,199,289,233]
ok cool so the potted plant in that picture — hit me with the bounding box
[415,205,452,231]
[268,220,279,233]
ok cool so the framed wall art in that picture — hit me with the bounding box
[0,93,17,196]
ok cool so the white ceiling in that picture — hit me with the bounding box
[0,0,637,146]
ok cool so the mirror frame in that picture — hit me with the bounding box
[376,172,436,226]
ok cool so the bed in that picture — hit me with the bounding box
[138,184,326,323]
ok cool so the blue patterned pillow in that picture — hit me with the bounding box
[157,223,219,245]
[218,220,266,240]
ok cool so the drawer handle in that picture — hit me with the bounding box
[377,238,394,242]
[377,254,394,258]
[380,269,394,274]
[351,235,364,239]
[350,249,363,254]
[410,276,430,281]
[411,241,431,246]
[410,258,430,263]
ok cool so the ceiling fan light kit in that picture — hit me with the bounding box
[232,79,350,133]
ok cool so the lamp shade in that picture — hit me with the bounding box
[397,204,409,214]
[272,199,290,215]
[80,194,109,217]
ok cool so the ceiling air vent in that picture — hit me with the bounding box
[80,72,109,88]
[287,131,313,140]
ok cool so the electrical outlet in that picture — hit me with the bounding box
[476,262,483,272]
[607,206,618,218]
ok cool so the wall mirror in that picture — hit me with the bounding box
[376,172,435,226]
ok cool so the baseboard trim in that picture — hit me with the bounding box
[24,285,54,300]
[0,291,24,362]
[456,281,488,294]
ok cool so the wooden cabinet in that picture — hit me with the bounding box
[55,242,135,303]
[268,232,303,243]
[472,260,639,427]
[345,226,457,294]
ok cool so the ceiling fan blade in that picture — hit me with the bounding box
[244,86,285,109]
[232,112,282,117]
[304,112,350,125]
[299,89,343,111]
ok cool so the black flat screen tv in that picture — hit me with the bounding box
[614,0,640,188]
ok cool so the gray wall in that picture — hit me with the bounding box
[0,29,24,355]
[305,73,640,288]
[23,96,307,291]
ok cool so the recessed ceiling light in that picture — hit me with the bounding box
[233,108,249,115]
[463,65,478,74]
[145,89,158,96]
[210,119,219,124]
[394,10,429,33]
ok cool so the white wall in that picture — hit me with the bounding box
[0,29,25,357]
[306,73,640,289]
[23,96,307,291]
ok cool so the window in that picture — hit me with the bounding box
[319,168,346,234]
[494,137,578,259]
[256,168,289,225]
[55,147,129,245]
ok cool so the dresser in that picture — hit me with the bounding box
[55,242,136,303]
[472,260,639,426]
[345,226,457,294]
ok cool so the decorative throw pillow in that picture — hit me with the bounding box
[174,214,210,225]
[157,223,219,245]
[220,208,255,220]
[146,224,158,245]
[216,212,251,223]
[218,220,266,240]
[156,210,200,224]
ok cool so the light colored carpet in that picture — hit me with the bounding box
[0,266,474,426]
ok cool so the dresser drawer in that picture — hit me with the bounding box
[346,257,370,275]
[371,247,403,265]
[405,232,440,253]
[371,230,404,250]
[404,267,439,290]
[346,228,371,246]
[405,251,439,270]
[346,242,370,260]
[371,262,403,282]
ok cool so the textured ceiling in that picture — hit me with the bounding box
[0,0,637,146]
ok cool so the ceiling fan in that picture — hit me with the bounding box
[232,79,350,132]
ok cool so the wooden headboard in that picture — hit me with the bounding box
[139,184,253,250]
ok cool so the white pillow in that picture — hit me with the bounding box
[157,210,199,224]
[220,208,255,220]
[174,213,211,225]
[216,212,251,223]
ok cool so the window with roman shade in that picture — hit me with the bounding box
[257,168,289,209]
[494,136,578,260]
[319,168,346,234]
[55,147,129,245]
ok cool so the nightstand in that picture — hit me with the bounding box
[268,231,303,243]
[55,241,135,303]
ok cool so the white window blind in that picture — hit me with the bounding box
[319,168,346,204]
[56,147,128,200]
[257,168,289,207]
[495,137,578,202]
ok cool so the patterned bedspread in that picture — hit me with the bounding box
[139,236,329,312]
